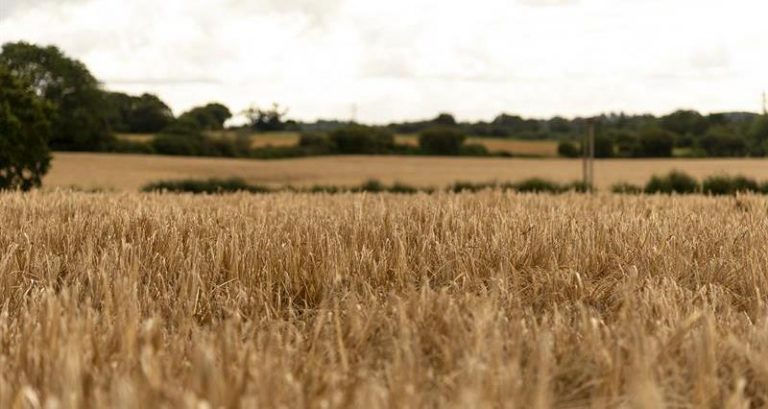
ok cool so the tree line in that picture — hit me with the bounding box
[1,40,768,190]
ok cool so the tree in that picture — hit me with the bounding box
[557,140,580,158]
[244,103,288,132]
[178,102,232,131]
[128,93,174,132]
[611,130,639,157]
[748,115,768,156]
[660,110,709,137]
[432,113,457,127]
[557,135,612,158]
[700,127,748,157]
[0,42,113,150]
[594,134,614,158]
[635,128,675,157]
[419,127,466,155]
[104,92,132,132]
[330,125,394,154]
[492,113,540,134]
[0,65,51,190]
[105,92,174,133]
[548,116,571,133]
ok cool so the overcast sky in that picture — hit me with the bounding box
[1,0,766,123]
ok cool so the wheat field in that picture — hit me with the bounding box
[1,190,767,408]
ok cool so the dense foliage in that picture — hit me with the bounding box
[418,127,466,155]
[0,42,113,151]
[105,92,174,133]
[0,65,52,190]
[644,170,700,194]
[178,103,232,130]
[330,125,395,154]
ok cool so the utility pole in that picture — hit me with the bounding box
[351,103,358,123]
[582,118,595,192]
[588,119,595,192]
[763,91,767,115]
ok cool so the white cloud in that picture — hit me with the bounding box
[1,0,766,122]
[517,0,579,6]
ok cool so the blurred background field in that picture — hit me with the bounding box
[118,132,560,157]
[45,151,768,191]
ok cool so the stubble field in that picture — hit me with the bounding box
[1,190,767,407]
[44,152,768,192]
[144,132,560,156]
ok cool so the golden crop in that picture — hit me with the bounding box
[1,191,767,408]
[45,152,768,192]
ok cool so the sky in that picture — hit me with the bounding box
[1,0,766,123]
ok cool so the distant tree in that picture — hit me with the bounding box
[104,92,132,132]
[152,132,206,156]
[747,115,768,156]
[548,116,571,133]
[610,130,639,157]
[201,103,232,127]
[0,65,51,190]
[492,113,525,128]
[700,127,748,157]
[594,134,614,158]
[706,113,729,128]
[162,115,204,136]
[557,135,612,158]
[105,92,174,133]
[129,94,174,132]
[298,132,334,154]
[634,128,675,157]
[432,113,457,127]
[660,110,709,137]
[492,113,540,134]
[330,125,394,154]
[0,42,113,150]
[244,103,288,132]
[557,140,580,158]
[419,127,466,155]
[178,102,232,131]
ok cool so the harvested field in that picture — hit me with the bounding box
[117,132,559,156]
[394,134,558,156]
[45,152,768,191]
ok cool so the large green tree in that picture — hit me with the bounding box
[105,92,174,133]
[748,115,768,155]
[0,65,51,190]
[178,102,232,131]
[660,110,709,137]
[635,128,675,157]
[243,103,287,132]
[0,42,113,151]
[419,127,465,155]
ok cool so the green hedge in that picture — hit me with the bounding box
[141,173,768,196]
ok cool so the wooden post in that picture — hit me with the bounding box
[588,119,595,192]
[583,118,595,192]
[582,122,588,188]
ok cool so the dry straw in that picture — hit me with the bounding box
[1,190,767,408]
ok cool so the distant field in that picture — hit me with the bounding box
[117,132,559,156]
[116,133,154,143]
[394,134,558,156]
[45,152,768,191]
